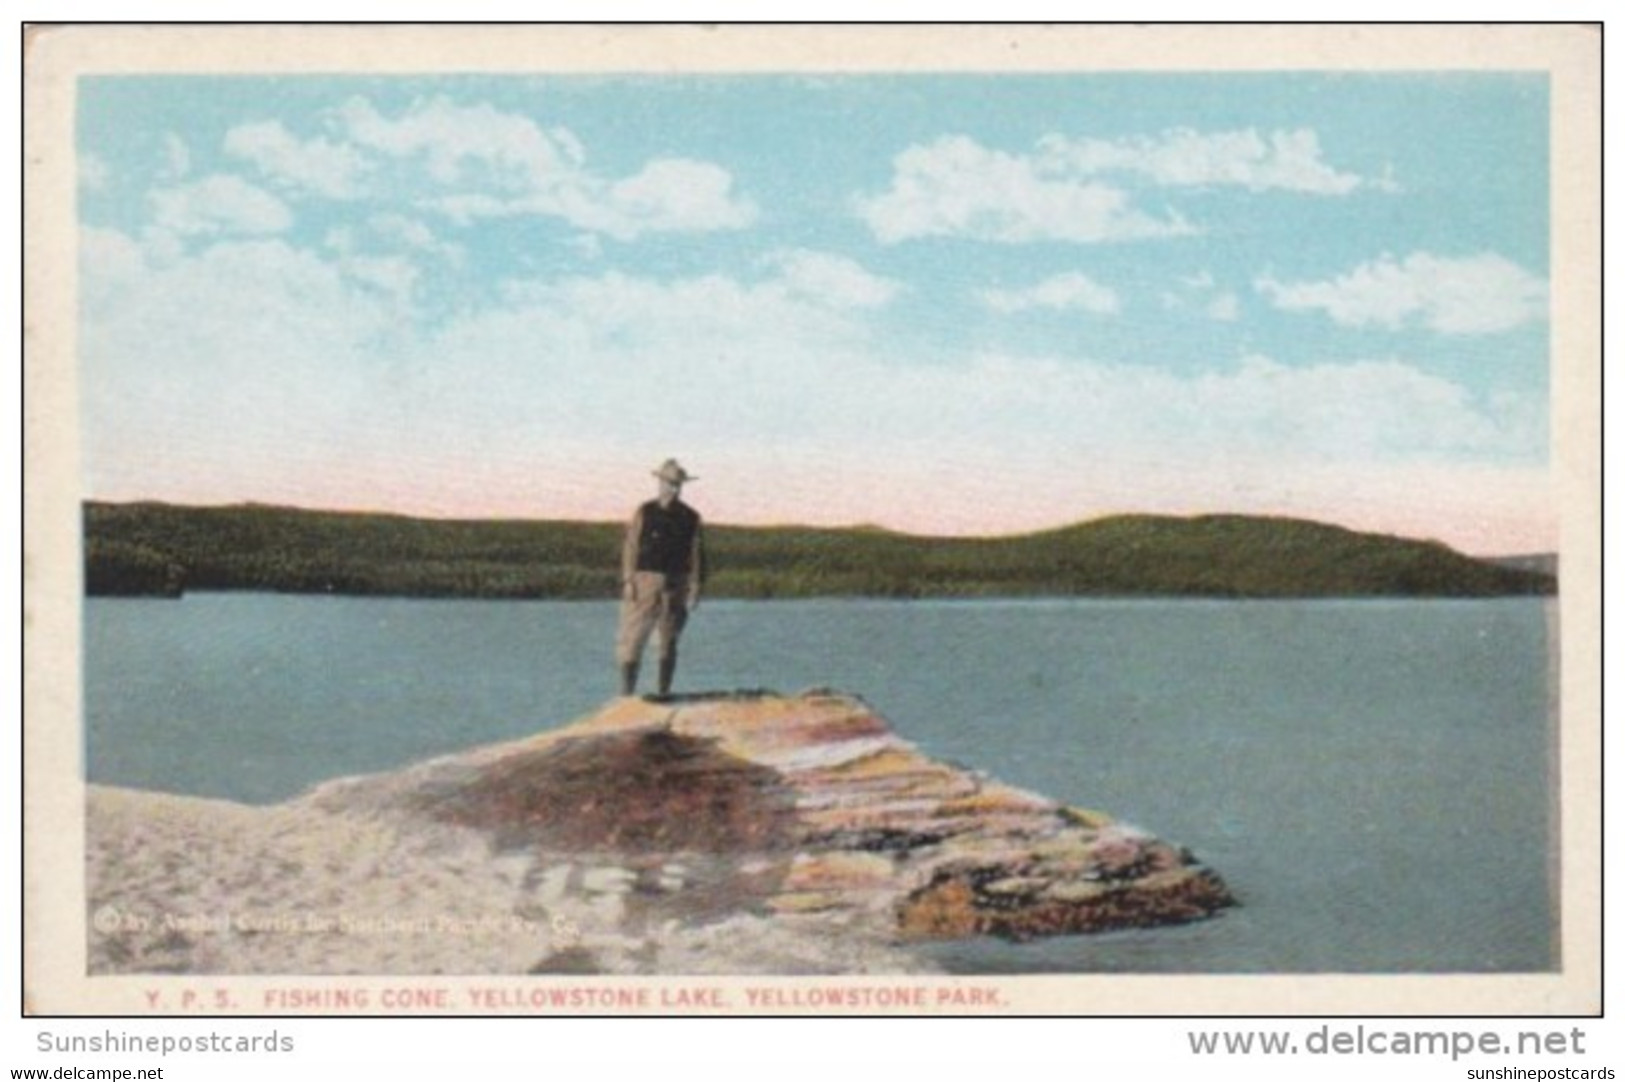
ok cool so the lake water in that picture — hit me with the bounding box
[84,594,1557,974]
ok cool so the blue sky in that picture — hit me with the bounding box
[77,73,1552,552]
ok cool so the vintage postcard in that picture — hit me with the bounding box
[23,24,1600,1016]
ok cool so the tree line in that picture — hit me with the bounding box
[82,501,1557,600]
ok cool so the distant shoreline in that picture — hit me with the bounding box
[83,500,1557,601]
[85,592,1560,606]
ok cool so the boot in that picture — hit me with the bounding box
[620,660,640,697]
[657,655,677,698]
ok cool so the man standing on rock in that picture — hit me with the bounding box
[617,459,706,698]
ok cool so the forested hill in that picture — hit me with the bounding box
[83,500,1556,600]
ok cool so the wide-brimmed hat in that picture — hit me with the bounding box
[653,458,697,484]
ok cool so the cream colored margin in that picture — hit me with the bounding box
[22,23,1601,1016]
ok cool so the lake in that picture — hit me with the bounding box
[84,594,1557,974]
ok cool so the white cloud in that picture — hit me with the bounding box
[78,152,109,192]
[858,127,1382,245]
[78,227,146,309]
[570,158,758,240]
[766,249,901,309]
[1037,128,1377,194]
[368,213,442,252]
[79,212,1543,546]
[81,230,387,368]
[493,254,897,357]
[83,229,1536,475]
[1257,252,1548,334]
[339,97,583,187]
[322,225,356,255]
[1177,353,1510,458]
[148,174,293,237]
[225,119,368,199]
[341,255,420,303]
[417,266,1537,476]
[162,133,191,179]
[1163,269,1239,322]
[826,351,1526,467]
[567,233,604,261]
[431,194,509,224]
[335,97,756,240]
[489,266,866,364]
[857,135,1193,244]
[1205,293,1240,322]
[79,229,400,504]
[981,272,1120,315]
[352,214,462,269]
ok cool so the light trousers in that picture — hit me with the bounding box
[615,570,691,666]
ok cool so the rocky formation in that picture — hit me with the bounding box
[87,690,1232,975]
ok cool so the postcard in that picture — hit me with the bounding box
[23,23,1600,1016]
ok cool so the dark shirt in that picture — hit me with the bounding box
[626,499,704,581]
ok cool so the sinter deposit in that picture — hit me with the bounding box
[87,690,1234,975]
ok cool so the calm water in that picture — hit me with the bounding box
[84,595,1557,974]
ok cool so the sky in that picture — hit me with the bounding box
[76,73,1554,554]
